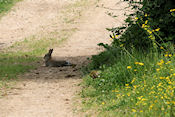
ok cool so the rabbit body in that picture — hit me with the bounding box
[44,49,72,67]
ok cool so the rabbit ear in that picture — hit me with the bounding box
[48,49,53,53]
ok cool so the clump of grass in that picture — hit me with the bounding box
[81,49,175,116]
[0,0,22,17]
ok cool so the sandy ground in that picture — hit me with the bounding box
[0,0,129,116]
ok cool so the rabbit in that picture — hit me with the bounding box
[43,49,73,67]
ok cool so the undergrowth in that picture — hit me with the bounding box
[0,0,22,17]
[81,0,175,116]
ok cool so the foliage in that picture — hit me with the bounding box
[81,0,175,116]
[110,0,175,50]
[0,0,22,16]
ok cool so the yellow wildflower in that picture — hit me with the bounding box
[142,24,145,28]
[127,66,132,69]
[164,54,168,57]
[155,28,160,32]
[138,62,144,66]
[160,46,164,49]
[149,104,154,110]
[147,30,152,34]
[145,20,148,24]
[169,54,172,57]
[156,69,160,72]
[140,110,143,112]
[166,61,171,64]
[133,85,137,89]
[120,44,124,47]
[132,109,136,112]
[131,78,136,84]
[135,62,139,64]
[134,69,137,72]
[102,102,105,105]
[127,93,130,96]
[135,17,138,20]
[171,101,175,105]
[170,9,175,12]
[160,77,165,79]
[158,83,162,87]
[145,14,148,17]
[125,84,129,86]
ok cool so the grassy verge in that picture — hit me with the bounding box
[0,0,22,17]
[81,48,175,116]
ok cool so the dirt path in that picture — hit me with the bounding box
[0,0,128,116]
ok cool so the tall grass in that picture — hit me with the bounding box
[81,47,175,116]
[0,0,22,17]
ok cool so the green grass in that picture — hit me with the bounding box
[81,48,175,117]
[0,0,22,17]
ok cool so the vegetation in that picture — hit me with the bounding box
[81,0,175,116]
[0,0,22,17]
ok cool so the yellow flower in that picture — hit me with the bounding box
[170,9,175,12]
[169,54,172,57]
[127,66,132,69]
[155,28,160,32]
[147,30,152,34]
[120,44,124,47]
[165,61,171,64]
[145,14,148,17]
[132,109,136,112]
[115,35,119,38]
[156,69,160,72]
[158,83,162,87]
[125,84,129,86]
[102,102,105,105]
[157,59,164,65]
[149,104,154,110]
[145,20,148,24]
[160,46,164,49]
[134,69,137,72]
[133,85,137,89]
[171,101,175,105]
[160,77,165,79]
[127,93,130,96]
[164,54,168,57]
[135,62,139,64]
[142,24,145,28]
[131,79,135,84]
[138,62,144,66]
[135,17,138,20]
[140,110,143,112]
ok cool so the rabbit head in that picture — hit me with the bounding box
[44,49,53,62]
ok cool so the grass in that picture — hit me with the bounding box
[0,0,22,17]
[81,47,175,116]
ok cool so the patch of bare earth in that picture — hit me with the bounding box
[0,0,129,116]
